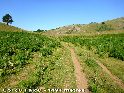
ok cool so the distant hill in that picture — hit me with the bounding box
[0,22,27,32]
[45,17,124,35]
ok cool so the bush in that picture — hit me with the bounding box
[96,24,113,31]
[0,31,60,77]
[40,48,53,56]
[61,34,124,61]
[85,59,98,68]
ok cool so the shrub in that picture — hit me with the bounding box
[40,48,53,56]
[96,24,113,31]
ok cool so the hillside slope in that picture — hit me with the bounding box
[60,33,124,92]
[45,17,124,35]
[0,22,26,32]
[0,20,124,93]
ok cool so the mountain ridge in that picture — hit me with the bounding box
[45,17,124,35]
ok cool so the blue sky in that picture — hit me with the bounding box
[0,0,124,31]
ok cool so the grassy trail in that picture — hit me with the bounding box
[37,45,77,93]
[1,31,124,93]
[0,46,77,93]
[62,42,90,93]
[70,48,89,93]
[96,61,124,89]
[73,45,124,93]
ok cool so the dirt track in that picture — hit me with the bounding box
[97,61,124,89]
[70,48,89,93]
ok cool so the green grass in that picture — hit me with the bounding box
[60,33,124,82]
[0,31,77,93]
[74,46,124,93]
[61,33,124,61]
[46,17,124,35]
[1,22,124,93]
[60,33,124,92]
[0,31,60,78]
[97,57,124,83]
[0,31,61,91]
[0,47,77,93]
[0,22,25,32]
[39,46,76,93]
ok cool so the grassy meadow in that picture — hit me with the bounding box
[60,33,124,93]
[0,17,124,93]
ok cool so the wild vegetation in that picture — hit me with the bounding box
[0,31,60,88]
[2,14,13,25]
[61,33,124,61]
[45,17,124,35]
[60,33,124,92]
[0,31,60,75]
[34,29,47,33]
[0,22,25,32]
[0,17,124,93]
[74,46,124,93]
[0,31,77,93]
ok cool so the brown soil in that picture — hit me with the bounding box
[97,61,124,89]
[70,48,89,93]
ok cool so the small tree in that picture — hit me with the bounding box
[102,22,105,24]
[2,14,13,25]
